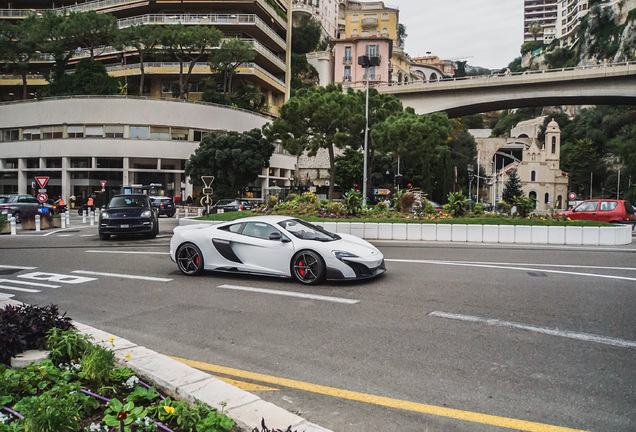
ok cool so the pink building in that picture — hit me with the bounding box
[332,36,393,88]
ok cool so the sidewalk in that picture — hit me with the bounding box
[1,296,332,432]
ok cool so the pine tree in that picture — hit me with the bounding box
[502,168,523,204]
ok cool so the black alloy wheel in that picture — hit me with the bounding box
[176,243,204,275]
[291,250,325,285]
[99,231,110,240]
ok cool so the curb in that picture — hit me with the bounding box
[1,298,332,432]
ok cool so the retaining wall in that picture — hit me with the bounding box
[178,219,633,245]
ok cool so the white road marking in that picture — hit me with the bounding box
[0,265,37,270]
[18,272,95,284]
[0,293,16,299]
[429,311,636,349]
[81,234,94,237]
[385,259,636,283]
[442,260,636,272]
[86,250,169,255]
[57,234,73,237]
[218,284,360,304]
[0,278,60,288]
[0,285,41,293]
[72,270,173,282]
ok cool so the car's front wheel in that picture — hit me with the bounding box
[176,243,204,275]
[291,250,325,285]
[99,231,110,240]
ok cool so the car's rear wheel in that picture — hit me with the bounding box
[176,243,204,275]
[291,250,325,285]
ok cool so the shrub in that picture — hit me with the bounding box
[447,191,468,217]
[473,205,484,216]
[341,189,363,216]
[398,193,416,213]
[299,191,317,203]
[286,193,299,202]
[497,200,511,214]
[46,328,94,365]
[514,195,537,218]
[267,195,278,208]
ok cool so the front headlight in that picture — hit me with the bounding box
[101,212,109,219]
[332,251,359,261]
[141,210,152,217]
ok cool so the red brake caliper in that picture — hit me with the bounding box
[299,260,305,277]
[195,255,199,266]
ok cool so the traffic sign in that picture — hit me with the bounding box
[100,180,107,189]
[568,192,577,200]
[37,193,48,203]
[35,176,49,189]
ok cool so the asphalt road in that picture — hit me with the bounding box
[1,215,635,432]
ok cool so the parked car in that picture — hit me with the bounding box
[0,194,55,223]
[210,199,253,213]
[170,215,385,285]
[560,199,635,229]
[98,194,159,240]
[149,196,176,217]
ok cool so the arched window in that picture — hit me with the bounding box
[352,28,359,37]
[551,136,557,154]
[532,153,536,161]
[530,171,536,182]
[556,195,563,208]
[544,193,550,204]
[430,72,438,81]
[529,191,537,201]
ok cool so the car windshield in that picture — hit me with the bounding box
[0,196,8,203]
[109,196,147,208]
[278,218,339,242]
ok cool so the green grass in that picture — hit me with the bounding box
[195,211,613,227]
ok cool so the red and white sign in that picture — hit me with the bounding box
[35,176,49,189]
[568,192,577,200]
[37,193,48,203]
[100,180,107,189]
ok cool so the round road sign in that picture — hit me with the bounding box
[568,192,577,200]
[37,193,48,203]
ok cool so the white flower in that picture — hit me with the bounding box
[86,422,105,432]
[125,375,140,388]
[0,412,10,424]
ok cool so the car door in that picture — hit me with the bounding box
[570,200,600,221]
[230,221,295,276]
[596,200,619,223]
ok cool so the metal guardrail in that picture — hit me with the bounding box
[376,60,636,89]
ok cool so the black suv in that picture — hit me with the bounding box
[98,194,158,240]
[149,196,176,217]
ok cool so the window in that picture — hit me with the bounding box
[130,126,149,139]
[193,130,206,142]
[96,158,123,168]
[46,158,62,169]
[544,193,550,204]
[351,28,358,37]
[574,201,598,212]
[551,136,557,153]
[599,201,618,211]
[381,27,389,37]
[381,12,389,21]
[105,126,124,138]
[71,158,91,169]
[242,222,279,240]
[26,158,39,168]
[529,191,537,201]
[42,126,63,139]
[150,127,170,140]
[171,128,189,141]
[219,222,246,233]
[22,128,41,140]
[67,125,84,138]
[531,171,536,182]
[85,126,104,138]
[2,129,19,142]
[344,46,352,62]
[351,14,359,22]
[366,44,378,56]
[343,66,351,82]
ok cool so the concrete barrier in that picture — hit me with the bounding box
[451,224,467,242]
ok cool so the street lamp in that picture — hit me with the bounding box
[467,164,474,210]
[358,54,380,207]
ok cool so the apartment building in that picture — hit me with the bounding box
[292,0,339,38]
[556,0,590,46]
[524,0,558,43]
[332,0,409,88]
[0,0,289,113]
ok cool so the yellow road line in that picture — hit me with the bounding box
[213,376,278,392]
[171,356,589,432]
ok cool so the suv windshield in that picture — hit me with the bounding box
[109,196,148,208]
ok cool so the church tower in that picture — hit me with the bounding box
[544,118,561,170]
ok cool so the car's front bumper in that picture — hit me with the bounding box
[99,218,153,234]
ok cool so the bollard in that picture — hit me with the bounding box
[94,210,99,223]
[197,208,202,217]
[10,216,16,235]
[82,210,86,224]
[66,212,70,226]
[185,209,189,218]
[89,211,94,226]
[35,214,41,232]
[61,215,66,229]
[175,209,179,220]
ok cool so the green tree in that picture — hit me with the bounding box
[502,168,523,204]
[334,148,364,191]
[0,18,40,99]
[528,20,542,41]
[290,53,319,94]
[291,15,321,54]
[208,37,256,97]
[65,11,117,59]
[35,11,78,83]
[185,129,274,199]
[116,24,163,96]
[264,83,365,199]
[48,58,117,96]
[163,24,223,99]
[565,138,606,198]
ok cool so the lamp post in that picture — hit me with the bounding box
[467,164,474,210]
[358,54,380,207]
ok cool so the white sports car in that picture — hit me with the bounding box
[169,215,385,285]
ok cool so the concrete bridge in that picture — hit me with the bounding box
[377,62,636,117]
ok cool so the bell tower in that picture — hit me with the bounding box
[544,118,561,169]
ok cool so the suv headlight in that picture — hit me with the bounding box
[100,212,109,219]
[141,210,152,218]
[332,251,358,261]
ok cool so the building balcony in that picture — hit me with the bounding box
[361,16,379,29]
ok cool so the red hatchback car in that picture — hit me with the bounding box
[561,199,635,229]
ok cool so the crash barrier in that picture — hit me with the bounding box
[178,219,632,246]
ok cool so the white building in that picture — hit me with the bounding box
[524,0,558,43]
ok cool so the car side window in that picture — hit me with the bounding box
[242,222,278,240]
[599,201,617,211]
[574,201,598,212]
[219,222,245,233]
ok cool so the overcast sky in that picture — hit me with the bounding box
[398,0,524,70]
